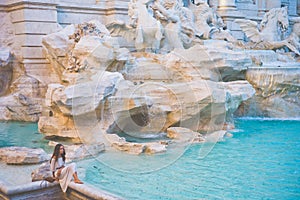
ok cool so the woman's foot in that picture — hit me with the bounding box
[74,179,83,184]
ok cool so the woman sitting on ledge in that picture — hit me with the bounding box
[50,143,83,192]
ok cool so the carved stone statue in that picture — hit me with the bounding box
[285,19,300,54]
[108,0,241,52]
[128,0,138,28]
[107,0,163,52]
[235,7,289,43]
[235,7,300,55]
[188,1,237,42]
[151,0,197,51]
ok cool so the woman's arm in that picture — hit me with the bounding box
[50,157,56,177]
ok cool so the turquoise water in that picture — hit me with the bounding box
[79,119,300,200]
[0,121,50,152]
[0,120,299,199]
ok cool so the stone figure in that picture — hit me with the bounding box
[110,0,238,52]
[151,0,197,50]
[235,7,289,43]
[188,1,237,42]
[107,0,163,52]
[235,7,300,55]
[128,0,139,28]
[285,19,300,54]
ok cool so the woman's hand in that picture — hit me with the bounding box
[56,166,64,177]
[56,169,61,177]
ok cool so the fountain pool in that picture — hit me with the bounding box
[0,119,299,199]
[78,119,300,200]
[0,122,50,152]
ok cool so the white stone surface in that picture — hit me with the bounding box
[236,67,300,118]
[31,162,52,182]
[10,8,57,23]
[167,127,205,143]
[0,147,49,165]
[105,134,167,155]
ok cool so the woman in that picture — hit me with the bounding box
[50,144,83,192]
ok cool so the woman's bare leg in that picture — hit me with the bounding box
[73,172,83,184]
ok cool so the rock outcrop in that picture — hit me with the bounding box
[167,127,205,143]
[0,48,13,96]
[105,134,167,155]
[0,75,43,122]
[0,147,49,165]
[234,50,300,118]
[38,19,256,146]
[236,63,300,118]
[31,162,53,182]
[0,47,45,122]
[107,48,255,137]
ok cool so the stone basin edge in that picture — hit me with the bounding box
[0,179,123,200]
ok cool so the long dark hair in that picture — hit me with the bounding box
[50,143,66,163]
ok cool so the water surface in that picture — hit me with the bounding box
[79,119,300,200]
[0,121,50,152]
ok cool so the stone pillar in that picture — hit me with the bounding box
[236,0,258,19]
[265,0,281,10]
[282,0,298,16]
[257,0,267,16]
[217,0,245,40]
[6,0,60,87]
[103,0,130,24]
[257,0,281,16]
[218,0,237,9]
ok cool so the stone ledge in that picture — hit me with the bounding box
[68,182,123,200]
[0,179,123,200]
[4,0,57,9]
[0,179,59,195]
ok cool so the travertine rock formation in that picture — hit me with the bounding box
[236,62,300,118]
[0,48,12,96]
[0,147,49,165]
[39,17,256,150]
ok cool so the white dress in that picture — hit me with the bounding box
[50,157,77,192]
